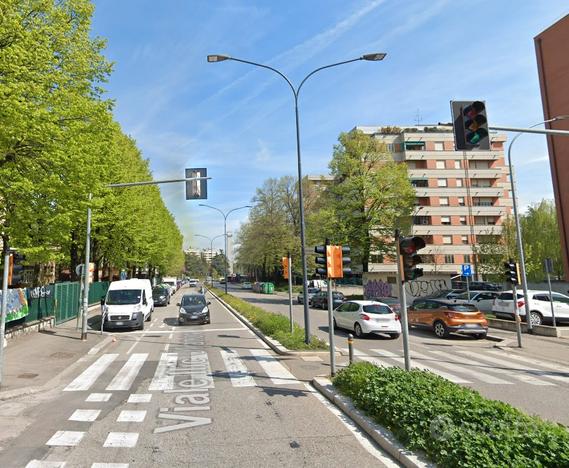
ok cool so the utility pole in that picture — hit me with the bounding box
[287,253,293,333]
[395,230,411,371]
[81,193,92,341]
[0,241,10,387]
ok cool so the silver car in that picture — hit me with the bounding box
[449,291,500,313]
[297,287,320,305]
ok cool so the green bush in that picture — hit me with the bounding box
[333,363,569,467]
[211,288,327,350]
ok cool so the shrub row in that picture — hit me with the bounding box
[333,362,569,467]
[211,288,327,350]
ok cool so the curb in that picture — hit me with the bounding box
[486,334,504,343]
[208,288,333,357]
[312,377,433,468]
[0,333,116,402]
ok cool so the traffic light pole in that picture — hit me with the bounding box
[327,278,336,376]
[395,230,411,371]
[287,253,293,333]
[81,193,92,341]
[0,243,10,387]
[512,283,522,348]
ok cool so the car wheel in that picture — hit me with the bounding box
[333,318,338,330]
[530,311,543,326]
[138,320,145,331]
[354,322,365,338]
[474,333,487,339]
[389,333,400,339]
[433,321,449,338]
[146,310,152,322]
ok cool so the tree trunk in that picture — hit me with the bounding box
[70,229,80,281]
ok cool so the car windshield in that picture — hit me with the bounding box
[332,293,344,299]
[363,304,392,314]
[449,304,478,312]
[152,288,167,297]
[181,295,206,306]
[307,288,320,294]
[107,289,141,305]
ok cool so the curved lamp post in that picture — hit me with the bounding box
[207,53,386,343]
[194,233,226,286]
[198,204,252,293]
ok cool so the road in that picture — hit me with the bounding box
[229,285,569,426]
[0,286,398,468]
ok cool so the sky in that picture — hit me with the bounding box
[90,0,569,252]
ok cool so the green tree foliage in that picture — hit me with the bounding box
[211,252,229,278]
[328,130,416,272]
[184,252,209,278]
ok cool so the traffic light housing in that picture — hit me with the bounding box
[315,245,328,277]
[504,259,520,285]
[8,252,26,286]
[315,244,351,278]
[399,236,425,282]
[281,256,289,280]
[451,100,490,151]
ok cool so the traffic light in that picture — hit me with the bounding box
[399,236,425,282]
[281,256,289,280]
[451,100,490,151]
[503,259,520,285]
[315,245,328,276]
[341,246,351,277]
[8,252,25,286]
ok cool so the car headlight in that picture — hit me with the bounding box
[159,295,166,299]
[200,307,209,315]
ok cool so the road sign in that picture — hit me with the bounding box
[544,258,554,274]
[461,264,472,277]
[185,168,208,200]
[120,270,127,281]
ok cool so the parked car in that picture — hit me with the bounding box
[448,291,501,313]
[162,277,178,295]
[311,291,345,309]
[219,277,226,284]
[241,281,253,289]
[102,279,154,331]
[334,300,401,339]
[372,296,401,315]
[297,287,320,305]
[492,290,569,325]
[152,285,170,306]
[418,289,466,303]
[177,293,211,325]
[454,281,502,292]
[188,279,198,287]
[408,299,488,339]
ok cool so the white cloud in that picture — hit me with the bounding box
[255,139,271,162]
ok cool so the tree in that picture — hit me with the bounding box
[211,252,229,278]
[327,130,416,272]
[185,252,208,278]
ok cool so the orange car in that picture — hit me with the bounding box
[408,299,488,339]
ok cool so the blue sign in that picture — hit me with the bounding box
[461,264,472,277]
[120,270,127,281]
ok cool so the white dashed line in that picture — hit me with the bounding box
[106,353,148,391]
[64,354,118,392]
[26,461,66,468]
[149,353,177,390]
[91,464,129,468]
[127,393,152,403]
[103,432,139,448]
[250,349,299,385]
[69,409,101,422]
[86,393,112,402]
[117,410,147,422]
[46,431,85,446]
[220,349,256,387]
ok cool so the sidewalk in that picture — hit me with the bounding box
[0,306,112,399]
[489,328,569,365]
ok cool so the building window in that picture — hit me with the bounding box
[473,197,493,206]
[434,142,444,151]
[471,179,491,188]
[436,160,445,169]
[454,160,461,169]
[461,235,469,244]
[442,235,452,244]
[405,142,425,151]
[444,254,455,263]
[407,161,416,169]
[475,216,496,225]
[437,178,447,187]
[413,216,431,225]
[464,254,471,264]
[439,197,449,206]
[411,179,428,188]
[370,254,384,263]
[459,216,467,225]
[458,197,465,206]
[441,216,451,225]
[456,179,463,187]
[386,144,395,152]
[471,160,490,169]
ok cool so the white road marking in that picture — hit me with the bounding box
[128,393,152,403]
[149,353,177,390]
[423,349,512,385]
[126,333,145,355]
[164,343,170,351]
[103,432,139,448]
[159,322,166,328]
[46,430,85,446]
[106,353,148,391]
[371,349,470,384]
[128,328,245,334]
[64,354,118,392]
[91,464,129,468]
[303,383,400,467]
[26,461,66,468]
[220,349,256,387]
[117,410,147,422]
[168,333,173,339]
[250,349,299,385]
[255,338,270,349]
[485,349,569,383]
[456,349,555,386]
[152,318,158,324]
[301,356,323,362]
[86,393,112,402]
[69,409,101,422]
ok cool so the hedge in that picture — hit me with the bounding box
[211,288,327,350]
[333,362,569,467]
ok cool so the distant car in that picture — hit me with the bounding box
[418,289,466,303]
[178,293,211,325]
[241,282,252,290]
[311,291,345,309]
[467,281,502,292]
[334,300,401,339]
[372,297,401,315]
[152,285,170,306]
[297,287,320,305]
[219,278,226,284]
[408,299,488,339]
[492,290,569,326]
[188,279,198,287]
[448,291,500,313]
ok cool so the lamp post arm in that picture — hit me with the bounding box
[297,57,363,97]
[227,57,297,98]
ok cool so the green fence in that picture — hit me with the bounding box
[54,282,81,324]
[26,286,55,322]
[89,281,109,305]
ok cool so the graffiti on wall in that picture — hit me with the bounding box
[406,279,449,297]
[0,288,29,323]
[364,280,393,299]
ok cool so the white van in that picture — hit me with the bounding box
[103,279,153,331]
[162,277,178,295]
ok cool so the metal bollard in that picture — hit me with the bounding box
[348,334,354,365]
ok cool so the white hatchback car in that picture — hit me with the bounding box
[333,300,401,339]
[492,290,569,326]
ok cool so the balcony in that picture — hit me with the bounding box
[413,187,505,197]
[411,225,503,235]
[416,206,506,216]
[408,169,504,179]
[404,150,503,161]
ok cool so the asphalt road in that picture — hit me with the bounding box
[0,286,398,468]
[228,284,569,426]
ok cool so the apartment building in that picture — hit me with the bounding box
[354,125,510,280]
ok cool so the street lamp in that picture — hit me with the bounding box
[198,204,252,293]
[508,114,569,331]
[207,52,386,343]
[194,233,226,286]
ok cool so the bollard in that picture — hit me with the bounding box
[348,334,354,365]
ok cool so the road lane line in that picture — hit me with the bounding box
[64,354,118,392]
[255,338,270,349]
[26,461,66,468]
[250,349,299,385]
[91,464,129,468]
[485,349,569,383]
[456,349,555,386]
[149,353,178,390]
[117,410,147,422]
[126,333,145,354]
[69,409,101,422]
[103,432,139,448]
[370,349,470,384]
[128,328,245,334]
[220,349,256,387]
[164,343,170,351]
[128,394,152,403]
[106,353,148,391]
[46,431,85,446]
[86,393,112,402]
[168,333,173,339]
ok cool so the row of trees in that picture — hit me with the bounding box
[0,0,184,285]
[235,131,416,281]
[184,251,228,279]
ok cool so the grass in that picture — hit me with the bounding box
[273,284,303,294]
[210,287,327,350]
